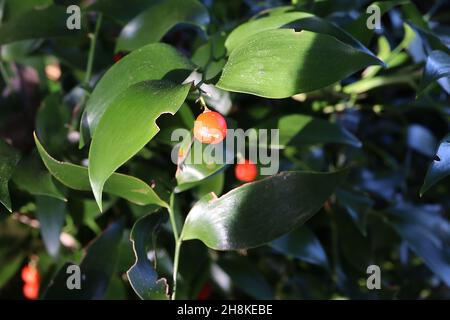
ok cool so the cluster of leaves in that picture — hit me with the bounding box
[0,0,450,300]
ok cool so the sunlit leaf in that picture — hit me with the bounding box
[226,11,374,55]
[217,29,382,98]
[81,43,194,143]
[181,170,348,250]
[88,80,190,210]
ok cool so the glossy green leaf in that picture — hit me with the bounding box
[363,23,415,79]
[259,114,361,148]
[402,3,430,31]
[383,203,450,286]
[420,134,450,196]
[85,0,153,24]
[12,156,66,201]
[127,211,169,300]
[343,75,416,95]
[254,5,295,17]
[407,124,437,157]
[419,50,450,94]
[276,114,362,148]
[2,0,53,20]
[270,226,329,269]
[88,80,190,211]
[0,39,42,62]
[405,21,450,56]
[0,253,23,288]
[177,241,210,299]
[0,5,82,45]
[0,140,20,212]
[81,43,194,142]
[44,219,125,299]
[35,93,69,156]
[176,139,230,193]
[225,11,374,55]
[116,0,209,52]
[175,118,236,192]
[192,33,227,81]
[181,169,348,250]
[34,133,168,208]
[216,29,382,98]
[195,172,225,198]
[336,189,374,236]
[345,0,408,46]
[219,255,273,299]
[36,196,66,258]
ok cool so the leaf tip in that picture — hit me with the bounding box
[89,179,104,212]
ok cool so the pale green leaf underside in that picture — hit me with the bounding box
[88,80,191,211]
[34,133,167,208]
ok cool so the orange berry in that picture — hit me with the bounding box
[21,265,40,284]
[193,111,227,144]
[23,282,39,300]
[235,159,258,182]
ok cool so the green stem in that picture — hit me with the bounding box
[168,193,179,240]
[0,60,11,89]
[197,95,208,110]
[72,13,103,133]
[172,240,182,300]
[84,13,103,87]
[167,193,182,300]
[84,13,103,86]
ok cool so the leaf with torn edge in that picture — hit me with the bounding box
[127,211,169,300]
[88,80,190,211]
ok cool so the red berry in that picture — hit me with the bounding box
[21,265,40,284]
[197,283,213,300]
[235,159,258,182]
[193,111,227,144]
[23,282,39,300]
[113,52,125,62]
